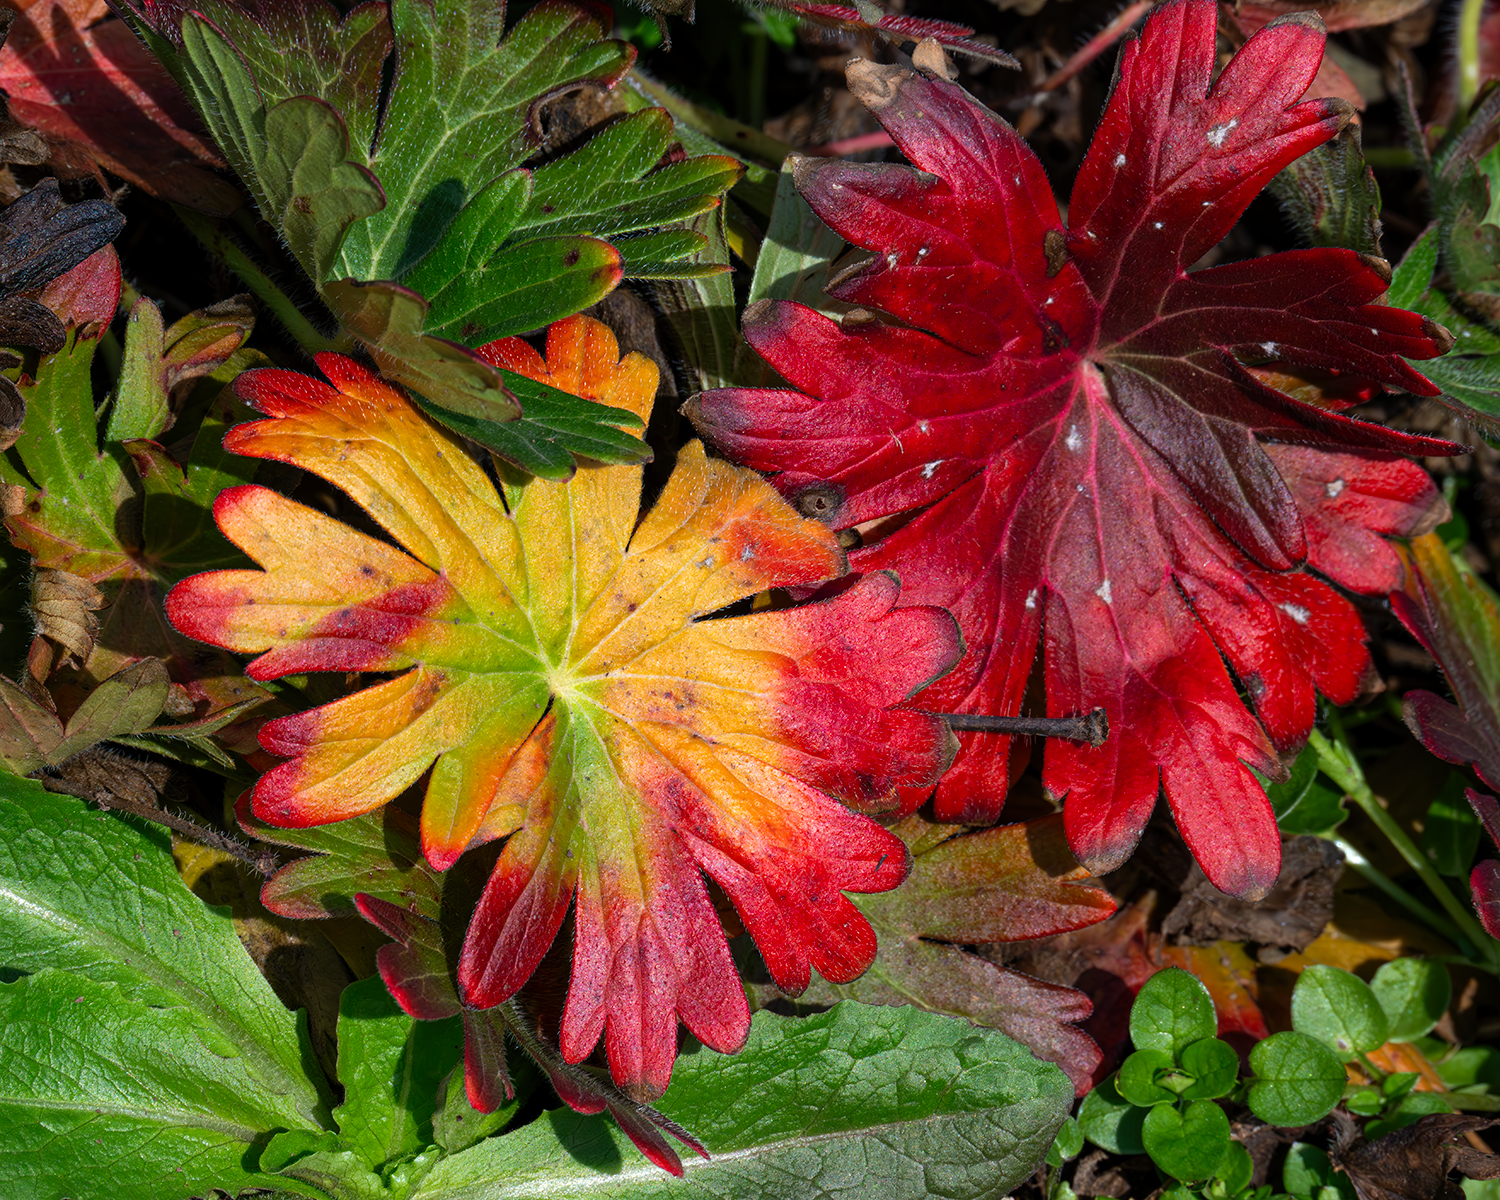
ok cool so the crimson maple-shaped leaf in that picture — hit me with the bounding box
[690,0,1457,899]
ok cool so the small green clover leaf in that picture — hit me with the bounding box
[1291,965,1389,1057]
[1142,1098,1232,1182]
[1180,1038,1240,1101]
[1078,1072,1147,1155]
[1046,1116,1084,1168]
[1131,968,1217,1057]
[1370,958,1451,1043]
[1118,1049,1179,1106]
[1246,1031,1347,1125]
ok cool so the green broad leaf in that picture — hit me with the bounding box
[1382,1071,1421,1099]
[1422,771,1486,877]
[1141,1099,1232,1183]
[1077,1073,1147,1156]
[1265,743,1347,837]
[1370,958,1452,1042]
[0,659,170,776]
[177,0,392,157]
[1117,1048,1178,1106]
[178,15,384,284]
[331,977,464,1173]
[1180,1038,1241,1101]
[0,968,320,1200]
[0,778,332,1125]
[411,1003,1073,1200]
[1435,1042,1500,1090]
[1267,124,1382,255]
[1046,1116,1084,1168]
[1216,1140,1254,1192]
[1246,1031,1346,1126]
[1345,1086,1383,1115]
[432,1055,538,1155]
[1291,965,1390,1056]
[1130,967,1217,1058]
[412,367,650,480]
[1283,1143,1356,1200]
[1389,225,1440,311]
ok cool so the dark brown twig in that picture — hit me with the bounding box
[928,708,1109,748]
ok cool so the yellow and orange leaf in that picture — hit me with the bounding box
[167,315,961,1099]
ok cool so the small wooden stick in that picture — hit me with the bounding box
[931,708,1109,748]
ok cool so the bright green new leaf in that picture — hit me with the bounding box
[1077,1073,1147,1156]
[1180,1038,1241,1101]
[1117,1049,1178,1106]
[1283,1142,1357,1200]
[1216,1140,1254,1192]
[1371,958,1452,1042]
[1130,967,1217,1058]
[1291,964,1389,1056]
[1246,1031,1346,1126]
[1141,1099,1232,1183]
[1046,1117,1084,1168]
[1265,743,1347,837]
[1364,1090,1455,1140]
[410,1003,1073,1200]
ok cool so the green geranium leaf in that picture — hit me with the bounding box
[1078,1073,1147,1156]
[1371,958,1451,1043]
[1046,1116,1084,1168]
[1180,1038,1241,1101]
[1130,967,1217,1058]
[1291,965,1389,1056]
[411,1003,1072,1200]
[1267,124,1381,256]
[1246,1031,1346,1126]
[1118,1048,1178,1106]
[1141,1099,1232,1183]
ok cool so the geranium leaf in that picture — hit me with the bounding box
[409,1003,1072,1200]
[1,284,265,710]
[1394,533,1500,793]
[796,812,1114,1094]
[690,0,1456,899]
[177,13,385,284]
[0,0,241,213]
[1268,123,1382,255]
[167,314,961,1099]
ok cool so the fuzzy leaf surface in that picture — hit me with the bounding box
[167,314,960,1098]
[691,0,1454,899]
[797,812,1114,1095]
[409,1003,1071,1200]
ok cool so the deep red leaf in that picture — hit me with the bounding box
[690,0,1455,900]
[1469,790,1500,942]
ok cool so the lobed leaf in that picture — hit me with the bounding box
[691,0,1455,899]
[409,1003,1072,1200]
[167,314,960,1099]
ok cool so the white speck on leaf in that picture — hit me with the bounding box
[1206,117,1238,147]
[1154,221,1164,230]
[1326,478,1345,498]
[1096,579,1113,605]
[1279,602,1311,625]
[921,460,943,478]
[1114,153,1127,167]
[1065,425,1082,451]
[1025,588,1039,610]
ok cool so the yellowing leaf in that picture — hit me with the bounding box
[167,315,961,1099]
